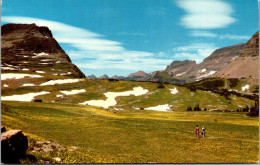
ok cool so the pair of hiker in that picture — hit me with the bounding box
[195,125,205,138]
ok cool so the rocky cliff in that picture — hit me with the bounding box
[1,23,85,78]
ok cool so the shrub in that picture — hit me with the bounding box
[193,103,201,111]
[33,99,42,102]
[186,106,192,111]
[157,83,165,89]
[242,105,249,112]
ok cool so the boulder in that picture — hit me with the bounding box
[1,130,28,163]
[1,126,6,133]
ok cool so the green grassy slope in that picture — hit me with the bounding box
[2,101,259,163]
[1,74,255,111]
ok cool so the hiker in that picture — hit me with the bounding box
[201,126,205,138]
[195,125,200,138]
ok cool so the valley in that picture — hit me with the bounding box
[1,23,259,163]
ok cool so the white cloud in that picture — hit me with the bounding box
[175,0,236,29]
[172,42,217,63]
[219,34,250,40]
[2,16,171,73]
[190,31,217,37]
[190,30,250,40]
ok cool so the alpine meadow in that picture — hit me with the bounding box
[1,0,259,163]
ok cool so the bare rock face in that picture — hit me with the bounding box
[165,44,245,81]
[214,31,259,79]
[1,130,28,163]
[1,23,85,78]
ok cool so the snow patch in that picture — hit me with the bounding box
[1,91,50,102]
[36,71,45,74]
[170,87,178,94]
[200,68,207,73]
[80,86,149,109]
[56,61,61,63]
[60,89,86,95]
[197,71,216,79]
[39,63,51,65]
[41,59,52,62]
[22,83,36,87]
[21,68,30,71]
[1,67,17,71]
[176,72,186,77]
[1,73,43,80]
[230,56,238,61]
[242,85,250,91]
[56,95,63,98]
[40,79,84,86]
[33,52,49,58]
[3,84,9,87]
[145,104,172,111]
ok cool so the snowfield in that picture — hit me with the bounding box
[170,87,178,94]
[80,86,149,109]
[40,79,84,86]
[197,71,216,79]
[1,91,50,102]
[145,104,172,111]
[60,89,86,95]
[1,73,43,80]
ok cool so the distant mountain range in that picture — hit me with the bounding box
[1,23,85,78]
[2,23,258,85]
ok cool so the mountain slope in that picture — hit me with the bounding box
[1,23,85,78]
[165,43,246,81]
[214,31,259,79]
[125,71,150,81]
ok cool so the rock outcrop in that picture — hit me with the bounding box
[1,23,85,78]
[1,130,28,163]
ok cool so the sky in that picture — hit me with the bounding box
[1,0,259,77]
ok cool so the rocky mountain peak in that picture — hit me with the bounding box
[1,23,85,78]
[2,23,53,38]
[98,74,109,79]
[240,31,259,57]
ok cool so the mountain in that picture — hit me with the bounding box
[165,60,196,78]
[98,74,109,79]
[87,74,97,79]
[1,23,85,78]
[125,71,151,81]
[165,43,246,81]
[111,75,125,80]
[214,31,259,79]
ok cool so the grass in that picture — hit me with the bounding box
[2,101,259,163]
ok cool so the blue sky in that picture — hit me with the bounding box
[1,0,259,77]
